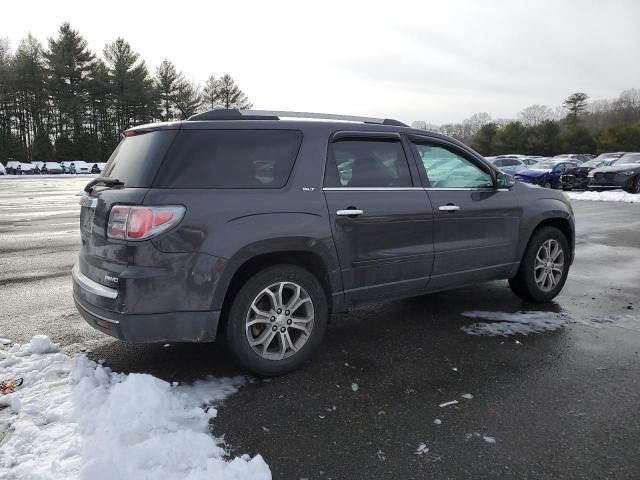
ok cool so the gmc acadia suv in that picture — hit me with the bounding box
[72,109,575,375]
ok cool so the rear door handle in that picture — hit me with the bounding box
[337,209,364,216]
[438,205,460,212]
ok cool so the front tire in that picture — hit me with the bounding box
[225,265,328,376]
[509,226,570,303]
[624,176,640,194]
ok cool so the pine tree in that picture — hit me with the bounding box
[155,59,182,121]
[45,23,95,142]
[202,74,252,110]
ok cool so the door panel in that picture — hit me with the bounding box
[408,137,522,290]
[425,189,520,289]
[324,189,434,302]
[323,135,434,303]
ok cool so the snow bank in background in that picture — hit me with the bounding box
[461,311,566,336]
[0,337,271,480]
[567,190,640,203]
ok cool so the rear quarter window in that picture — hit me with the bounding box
[154,130,303,189]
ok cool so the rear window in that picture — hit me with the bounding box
[154,130,303,189]
[102,130,178,187]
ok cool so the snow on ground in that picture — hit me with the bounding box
[461,311,566,337]
[0,336,270,480]
[567,190,640,203]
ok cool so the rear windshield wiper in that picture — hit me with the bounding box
[84,177,125,192]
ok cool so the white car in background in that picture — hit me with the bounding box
[488,157,527,175]
[73,161,92,174]
[17,163,37,175]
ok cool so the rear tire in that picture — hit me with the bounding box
[509,226,570,303]
[225,264,328,376]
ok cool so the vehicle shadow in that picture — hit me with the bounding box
[88,280,565,383]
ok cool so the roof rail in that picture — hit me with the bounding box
[187,109,408,127]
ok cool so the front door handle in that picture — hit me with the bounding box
[438,205,460,212]
[337,208,364,217]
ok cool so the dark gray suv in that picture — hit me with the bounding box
[72,110,574,375]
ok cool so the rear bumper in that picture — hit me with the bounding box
[72,265,220,343]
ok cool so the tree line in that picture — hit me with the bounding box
[0,23,252,162]
[412,89,640,156]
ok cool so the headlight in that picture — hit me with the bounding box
[620,170,634,176]
[587,171,595,178]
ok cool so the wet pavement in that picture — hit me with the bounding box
[1,177,639,479]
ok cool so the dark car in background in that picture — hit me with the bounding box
[561,154,622,190]
[588,153,640,193]
[41,162,64,174]
[514,159,580,189]
[5,161,21,174]
[72,109,575,375]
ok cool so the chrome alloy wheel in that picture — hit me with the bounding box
[534,239,565,292]
[245,281,315,360]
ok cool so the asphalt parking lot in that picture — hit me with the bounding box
[1,177,639,479]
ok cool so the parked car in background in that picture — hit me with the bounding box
[514,159,580,189]
[488,157,526,174]
[588,153,640,193]
[32,161,45,173]
[553,154,590,164]
[73,161,92,174]
[60,162,76,174]
[521,156,544,166]
[0,163,6,175]
[561,155,621,190]
[73,109,575,375]
[17,163,38,175]
[5,161,21,174]
[41,162,64,174]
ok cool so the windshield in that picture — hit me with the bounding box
[580,159,603,168]
[617,153,640,164]
[533,162,557,170]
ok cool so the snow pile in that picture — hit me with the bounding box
[0,337,271,480]
[461,311,566,336]
[567,190,640,203]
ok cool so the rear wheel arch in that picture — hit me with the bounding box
[217,250,335,335]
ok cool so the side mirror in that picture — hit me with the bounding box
[496,172,515,189]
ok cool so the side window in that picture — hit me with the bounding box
[412,142,493,189]
[156,130,303,189]
[493,159,504,167]
[325,138,412,188]
[504,159,521,167]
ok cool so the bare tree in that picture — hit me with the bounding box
[518,104,552,126]
[173,79,202,119]
[411,120,427,130]
[462,112,491,137]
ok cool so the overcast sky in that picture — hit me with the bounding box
[3,0,639,124]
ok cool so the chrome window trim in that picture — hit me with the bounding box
[322,187,510,192]
[72,262,118,299]
[323,187,424,191]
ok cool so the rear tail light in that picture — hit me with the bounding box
[107,205,185,241]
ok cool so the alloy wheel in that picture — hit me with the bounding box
[245,281,315,360]
[534,239,565,292]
